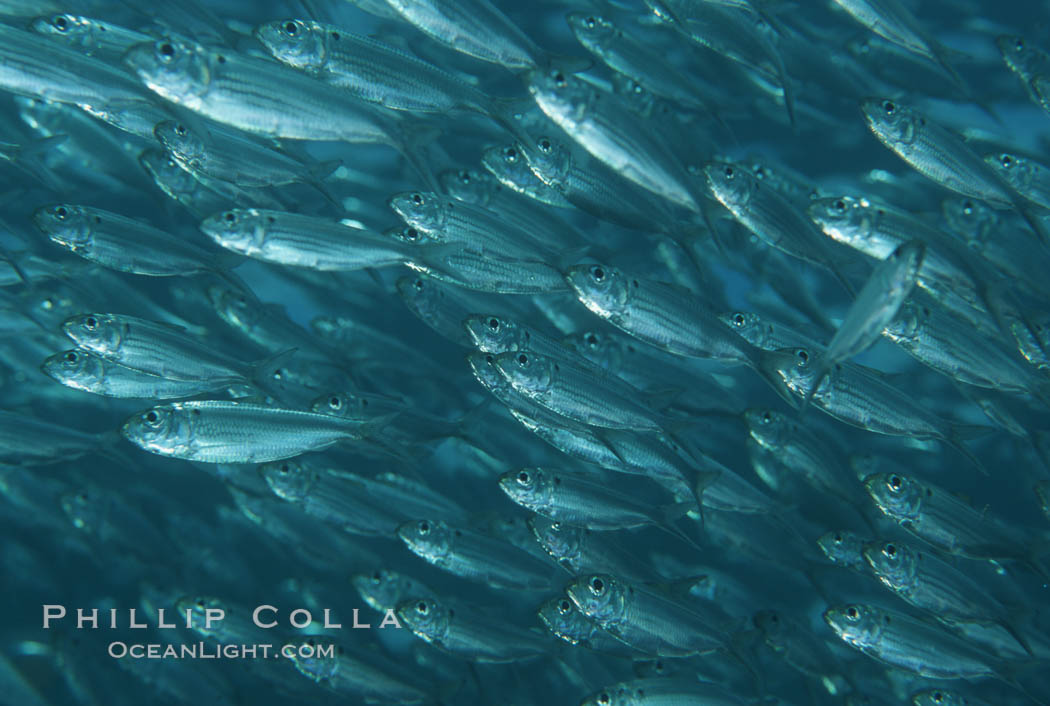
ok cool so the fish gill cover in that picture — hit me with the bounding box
[0,0,1049,704]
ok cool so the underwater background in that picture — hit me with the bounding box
[1,0,1049,704]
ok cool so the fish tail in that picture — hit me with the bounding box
[945,424,993,476]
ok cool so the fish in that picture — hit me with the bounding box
[823,603,1012,680]
[29,13,152,60]
[33,203,229,278]
[580,678,748,706]
[199,209,410,271]
[122,400,393,463]
[565,573,730,657]
[801,238,925,406]
[396,519,555,590]
[859,97,1050,245]
[396,597,554,662]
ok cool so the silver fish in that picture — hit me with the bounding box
[122,400,390,463]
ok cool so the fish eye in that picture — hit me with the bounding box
[1000,155,1013,168]
[84,316,98,329]
[145,410,159,423]
[53,205,68,220]
[761,411,772,423]
[585,333,598,346]
[328,396,341,409]
[590,266,605,282]
[846,606,859,619]
[553,71,566,87]
[833,532,843,542]
[330,31,340,40]
[159,42,175,60]
[932,693,943,703]
[833,199,846,212]
[516,470,530,485]
[64,351,78,363]
[1015,39,1025,51]
[488,317,500,331]
[503,147,517,162]
[882,100,896,114]
[412,278,424,291]
[795,348,809,364]
[589,576,604,595]
[415,601,428,615]
[223,211,236,223]
[517,353,529,366]
[884,543,896,557]
[404,227,419,241]
[418,521,430,534]
[283,20,298,35]
[585,16,596,28]
[539,138,551,151]
[411,193,423,205]
[888,475,903,491]
[724,166,734,178]
[732,313,745,326]
[769,613,779,623]
[962,201,974,215]
[279,463,290,473]
[484,354,494,363]
[372,570,382,580]
[174,123,187,137]
[597,693,610,706]
[52,15,69,31]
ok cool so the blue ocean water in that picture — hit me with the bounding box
[1,1,1050,705]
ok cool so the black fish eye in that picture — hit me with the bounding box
[962,201,974,214]
[412,278,424,291]
[145,411,159,423]
[795,348,809,364]
[372,571,382,580]
[591,266,605,282]
[484,354,494,363]
[1015,39,1025,51]
[724,166,734,178]
[597,693,610,706]
[590,577,604,594]
[64,351,78,362]
[1001,155,1013,168]
[517,353,528,365]
[416,601,428,614]
[329,396,341,409]
[174,123,187,136]
[585,333,598,346]
[770,613,779,623]
[159,42,175,58]
[884,543,896,557]
[405,228,419,240]
[539,138,551,151]
[279,463,289,473]
[933,693,943,703]
[833,199,846,212]
[84,316,97,329]
[284,20,298,35]
[558,599,571,612]
[223,211,236,223]
[846,606,859,619]
[517,470,530,484]
[418,521,430,534]
[54,205,68,219]
[888,475,902,491]
[585,16,596,28]
[731,313,745,326]
[503,147,517,161]
[411,193,423,205]
[761,411,772,423]
[833,532,843,542]
[53,15,68,31]
[553,71,566,86]
[488,317,500,331]
[882,100,895,114]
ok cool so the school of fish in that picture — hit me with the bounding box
[1,0,1049,704]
